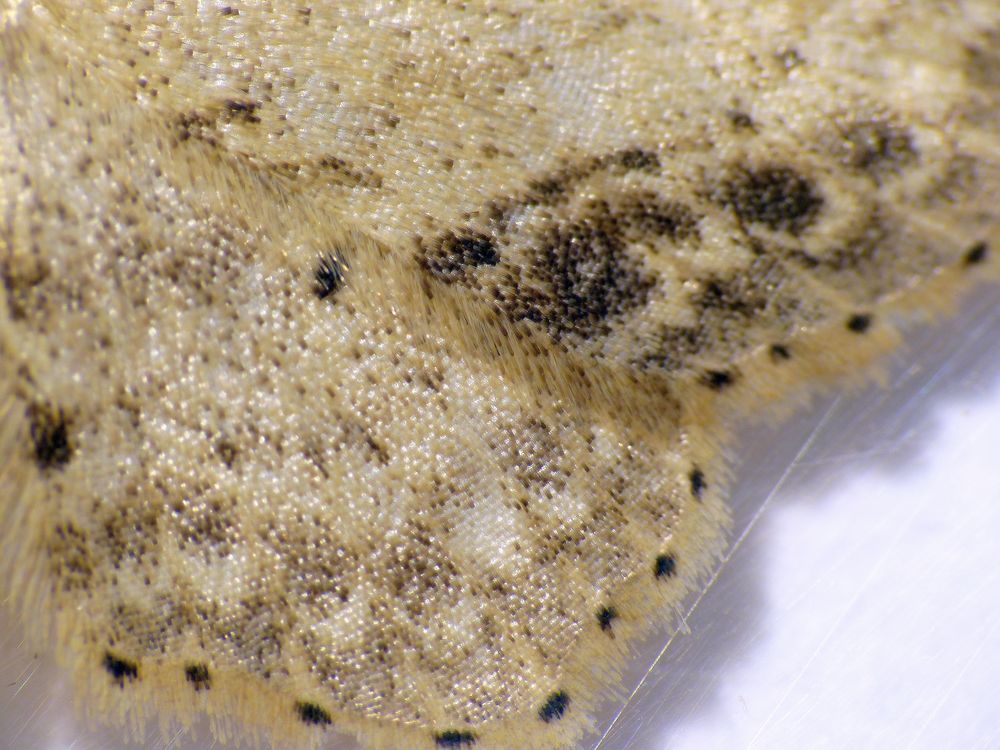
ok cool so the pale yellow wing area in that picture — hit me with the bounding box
[1,2,998,749]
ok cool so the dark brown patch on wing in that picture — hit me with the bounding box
[419,232,500,283]
[418,149,693,344]
[717,165,823,234]
[632,252,793,373]
[611,147,661,173]
[689,468,706,500]
[770,343,791,361]
[28,403,74,469]
[521,208,656,340]
[846,313,872,333]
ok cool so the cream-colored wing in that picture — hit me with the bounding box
[1,2,997,749]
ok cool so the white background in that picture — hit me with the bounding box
[2,286,998,750]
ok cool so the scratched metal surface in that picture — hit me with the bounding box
[2,287,999,750]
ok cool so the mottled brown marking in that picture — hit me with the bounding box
[838,118,916,174]
[525,210,656,339]
[1,256,49,321]
[719,165,823,234]
[47,521,94,591]
[419,232,500,283]
[223,99,262,125]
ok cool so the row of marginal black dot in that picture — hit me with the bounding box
[103,653,212,690]
[553,528,682,732]
[100,653,529,746]
[95,239,990,741]
[101,654,339,733]
[592,467,702,634]
[599,240,991,634]
[706,311,871,390]
[698,242,989,390]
